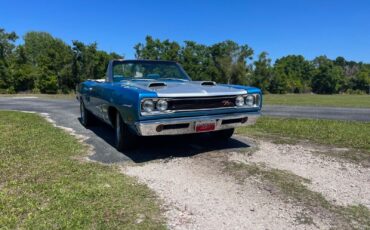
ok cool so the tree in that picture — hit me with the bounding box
[11,45,35,91]
[210,41,253,85]
[134,36,180,61]
[350,69,370,93]
[72,40,122,86]
[271,55,314,93]
[22,31,74,93]
[180,41,214,80]
[134,36,254,85]
[0,30,123,94]
[0,28,18,92]
[311,56,345,94]
[251,52,272,92]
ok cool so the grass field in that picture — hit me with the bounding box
[0,111,165,229]
[263,94,370,108]
[237,116,370,164]
[0,93,76,100]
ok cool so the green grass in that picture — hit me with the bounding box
[0,111,165,229]
[263,94,370,108]
[225,162,370,229]
[0,93,76,100]
[237,117,370,164]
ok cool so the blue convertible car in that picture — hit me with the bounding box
[77,59,262,150]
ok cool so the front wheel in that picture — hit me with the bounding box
[115,112,137,151]
[210,128,235,140]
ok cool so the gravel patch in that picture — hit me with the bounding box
[229,140,370,209]
[123,154,331,229]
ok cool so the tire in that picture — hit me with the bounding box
[80,100,94,127]
[114,112,137,151]
[211,128,235,140]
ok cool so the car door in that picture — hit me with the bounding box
[80,81,99,117]
[81,82,95,111]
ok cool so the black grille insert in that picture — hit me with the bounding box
[168,96,237,111]
[163,123,189,130]
[156,123,190,132]
[222,117,247,125]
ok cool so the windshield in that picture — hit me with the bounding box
[112,61,190,82]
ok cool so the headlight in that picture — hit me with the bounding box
[156,99,168,111]
[235,96,244,107]
[142,99,155,112]
[245,95,254,107]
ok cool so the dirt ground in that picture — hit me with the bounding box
[123,136,370,230]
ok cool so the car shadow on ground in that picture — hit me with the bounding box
[81,118,251,163]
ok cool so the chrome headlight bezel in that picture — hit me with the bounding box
[235,95,245,107]
[141,98,170,115]
[244,94,261,107]
[245,95,255,107]
[156,99,168,111]
[142,99,155,113]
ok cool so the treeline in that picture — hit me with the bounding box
[0,28,121,94]
[135,36,370,94]
[1,28,369,94]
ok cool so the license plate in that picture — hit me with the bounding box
[195,121,216,132]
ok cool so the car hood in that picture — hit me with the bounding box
[121,80,248,97]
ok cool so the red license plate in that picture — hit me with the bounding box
[195,121,216,132]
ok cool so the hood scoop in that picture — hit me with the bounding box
[201,81,217,86]
[148,82,167,88]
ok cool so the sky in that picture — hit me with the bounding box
[1,0,370,62]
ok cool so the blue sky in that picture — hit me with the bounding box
[1,0,369,62]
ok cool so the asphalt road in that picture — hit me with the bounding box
[263,105,370,121]
[0,97,369,163]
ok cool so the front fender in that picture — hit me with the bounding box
[110,86,157,126]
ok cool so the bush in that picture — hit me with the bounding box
[6,86,16,94]
[345,89,366,95]
[59,87,71,94]
[36,74,58,94]
[32,88,41,94]
[0,87,15,94]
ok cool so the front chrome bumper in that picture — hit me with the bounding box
[135,113,259,136]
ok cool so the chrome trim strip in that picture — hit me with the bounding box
[135,113,260,136]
